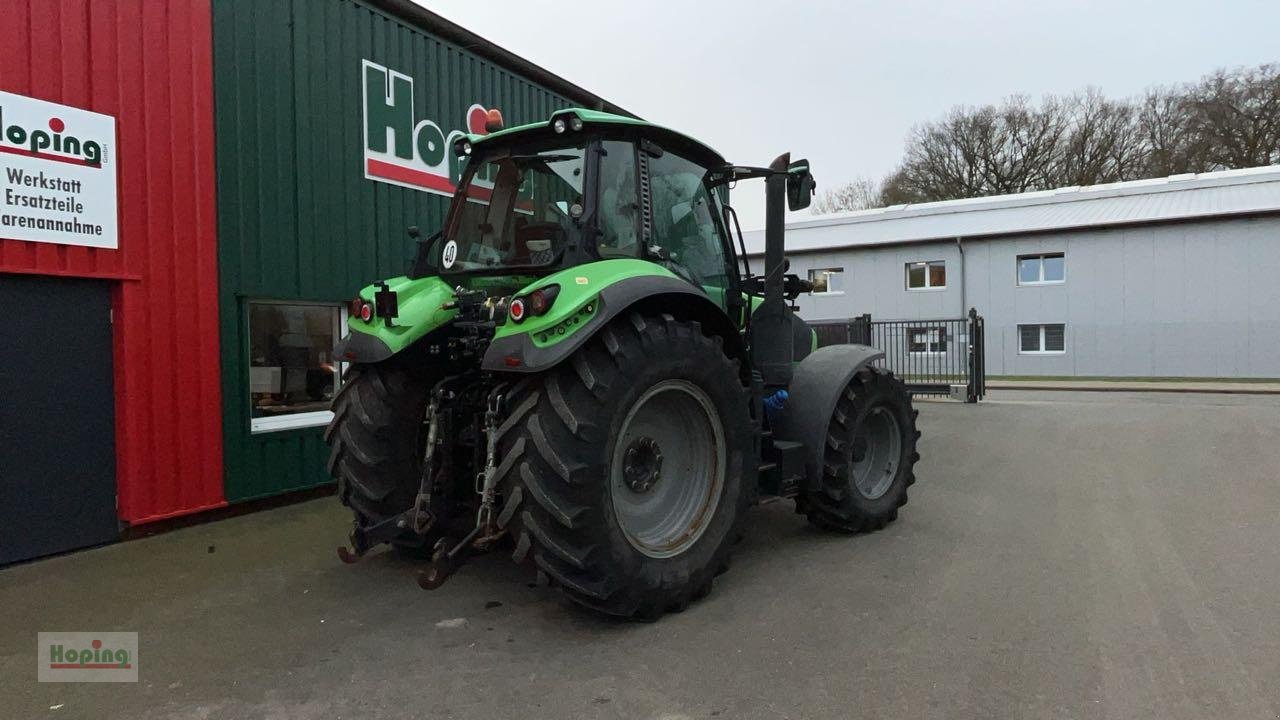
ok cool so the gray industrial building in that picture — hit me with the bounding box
[744,166,1280,378]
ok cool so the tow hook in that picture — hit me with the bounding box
[336,509,417,564]
[418,525,482,590]
[337,527,369,564]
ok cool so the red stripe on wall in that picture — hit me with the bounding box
[366,157,456,194]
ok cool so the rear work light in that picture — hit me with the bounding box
[528,285,559,314]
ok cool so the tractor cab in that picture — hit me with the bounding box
[405,108,819,372]
[412,112,739,301]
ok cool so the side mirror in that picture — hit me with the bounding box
[786,159,816,211]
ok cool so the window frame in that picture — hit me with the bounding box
[248,299,348,434]
[1017,322,1067,355]
[905,260,947,291]
[907,326,949,355]
[807,267,845,295]
[1017,252,1066,286]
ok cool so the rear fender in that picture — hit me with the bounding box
[482,260,740,373]
[773,344,885,489]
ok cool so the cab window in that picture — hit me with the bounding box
[595,140,640,258]
[647,151,732,303]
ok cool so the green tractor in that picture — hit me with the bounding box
[327,108,919,619]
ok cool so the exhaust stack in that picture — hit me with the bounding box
[751,153,797,389]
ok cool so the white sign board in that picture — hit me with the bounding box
[0,90,118,249]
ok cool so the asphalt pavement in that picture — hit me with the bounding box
[4,390,1280,719]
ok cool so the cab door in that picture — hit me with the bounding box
[644,149,738,313]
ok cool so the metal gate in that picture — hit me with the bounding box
[811,309,986,402]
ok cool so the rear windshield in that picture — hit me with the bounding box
[440,145,587,272]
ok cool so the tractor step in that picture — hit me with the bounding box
[758,438,805,498]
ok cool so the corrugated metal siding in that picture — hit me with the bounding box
[0,0,225,523]
[781,216,1280,378]
[213,0,575,501]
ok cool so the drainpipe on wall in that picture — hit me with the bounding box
[955,236,966,316]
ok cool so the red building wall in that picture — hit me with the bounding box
[0,0,224,523]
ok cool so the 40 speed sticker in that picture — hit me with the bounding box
[441,239,458,268]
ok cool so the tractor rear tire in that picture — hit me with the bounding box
[325,362,439,553]
[495,313,754,620]
[804,367,919,533]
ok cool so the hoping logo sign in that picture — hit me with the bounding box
[361,59,492,195]
[0,91,118,249]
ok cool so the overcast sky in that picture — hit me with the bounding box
[418,0,1280,230]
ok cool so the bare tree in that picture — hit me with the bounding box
[881,95,1067,204]
[1183,63,1280,169]
[1058,88,1146,186]
[877,61,1280,205]
[1139,86,1205,176]
[811,177,882,214]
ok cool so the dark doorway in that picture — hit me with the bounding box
[0,275,119,564]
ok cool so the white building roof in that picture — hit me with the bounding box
[743,165,1280,255]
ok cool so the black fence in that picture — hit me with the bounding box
[811,309,986,402]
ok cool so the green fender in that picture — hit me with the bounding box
[482,259,737,373]
[333,275,459,363]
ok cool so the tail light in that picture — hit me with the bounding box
[350,296,373,323]
[508,284,560,324]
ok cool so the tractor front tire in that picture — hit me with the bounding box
[804,367,919,533]
[496,313,754,620]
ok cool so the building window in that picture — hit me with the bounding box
[248,301,346,433]
[1018,253,1065,285]
[808,267,844,294]
[906,260,946,290]
[1018,323,1066,354]
[908,326,948,354]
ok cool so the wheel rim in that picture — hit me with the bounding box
[850,405,902,500]
[610,379,726,559]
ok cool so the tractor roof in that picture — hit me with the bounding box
[472,108,726,167]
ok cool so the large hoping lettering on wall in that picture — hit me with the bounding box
[361,59,494,196]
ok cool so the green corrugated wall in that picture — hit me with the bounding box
[212,0,573,502]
